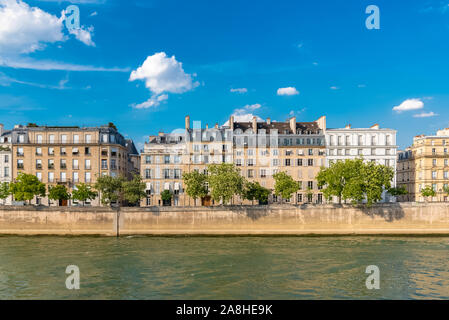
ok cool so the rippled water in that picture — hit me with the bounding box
[0,236,449,299]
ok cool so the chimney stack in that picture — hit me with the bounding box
[229,115,234,130]
[345,124,351,129]
[289,116,296,133]
[0,124,3,136]
[185,115,190,130]
[206,124,209,129]
[252,116,257,133]
[215,123,218,129]
[316,116,326,133]
[370,124,379,129]
[266,117,271,125]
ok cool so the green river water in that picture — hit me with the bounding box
[0,236,448,299]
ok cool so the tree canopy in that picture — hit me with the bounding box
[273,171,300,201]
[0,182,10,204]
[207,163,245,205]
[9,173,46,204]
[123,174,146,205]
[317,159,394,206]
[182,170,208,205]
[48,185,71,204]
[94,175,126,206]
[72,183,97,205]
[243,181,271,205]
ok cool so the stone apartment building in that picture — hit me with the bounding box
[10,123,137,206]
[325,124,398,202]
[141,115,327,206]
[0,124,12,205]
[397,128,449,202]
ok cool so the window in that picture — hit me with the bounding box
[60,147,66,155]
[60,172,67,182]
[60,159,66,169]
[73,135,79,143]
[110,159,117,170]
[36,147,42,155]
[163,169,170,179]
[297,159,303,166]
[35,159,42,169]
[297,193,303,203]
[48,172,54,182]
[236,159,242,166]
[272,149,279,156]
[433,159,437,166]
[174,169,181,179]
[145,155,152,164]
[85,159,91,170]
[247,159,254,166]
[61,135,67,143]
[72,147,79,155]
[37,134,43,143]
[308,181,313,189]
[111,148,118,157]
[273,159,279,166]
[101,149,108,156]
[432,148,436,155]
[308,149,313,156]
[85,147,91,155]
[247,169,254,178]
[164,155,170,164]
[4,155,8,163]
[432,171,437,179]
[285,159,291,166]
[358,135,363,145]
[101,159,107,169]
[102,134,108,143]
[444,171,449,179]
[445,159,449,167]
[18,134,24,143]
[17,147,24,156]
[308,159,314,166]
[358,149,363,156]
[85,134,91,143]
[73,172,79,183]
[48,147,54,155]
[49,134,55,144]
[73,159,79,170]
[4,167,9,177]
[260,169,266,178]
[17,159,24,169]
[85,172,91,183]
[48,159,55,169]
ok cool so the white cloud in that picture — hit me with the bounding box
[222,103,263,126]
[0,0,65,54]
[230,87,247,93]
[413,111,438,118]
[129,52,199,109]
[277,87,299,96]
[330,86,339,90]
[132,94,168,109]
[69,26,95,47]
[393,98,424,113]
[233,103,261,115]
[0,57,129,72]
[90,11,98,17]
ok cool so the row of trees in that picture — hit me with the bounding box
[0,173,147,206]
[316,158,404,206]
[182,163,304,205]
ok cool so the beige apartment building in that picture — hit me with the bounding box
[397,128,449,202]
[141,115,326,206]
[11,124,137,206]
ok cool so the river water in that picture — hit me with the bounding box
[0,236,448,299]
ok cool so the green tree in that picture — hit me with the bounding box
[243,181,271,205]
[72,183,98,206]
[273,171,300,202]
[0,182,10,205]
[9,173,46,204]
[94,175,126,206]
[421,186,436,202]
[161,189,172,206]
[123,174,146,205]
[388,186,408,197]
[182,170,208,205]
[305,187,314,203]
[207,163,245,205]
[48,185,71,205]
[443,185,449,198]
[362,162,394,206]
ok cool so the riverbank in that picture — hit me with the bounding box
[1,203,449,236]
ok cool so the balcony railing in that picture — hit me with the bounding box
[16,153,24,157]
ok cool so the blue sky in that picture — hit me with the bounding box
[0,0,449,150]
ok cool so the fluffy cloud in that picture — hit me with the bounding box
[222,103,263,126]
[277,87,299,96]
[393,98,424,113]
[233,103,261,115]
[69,26,95,47]
[0,0,65,54]
[129,52,199,108]
[413,111,438,118]
[230,88,247,93]
[0,0,96,62]
[330,86,339,90]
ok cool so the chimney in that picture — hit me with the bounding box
[345,124,351,129]
[185,115,190,130]
[206,124,209,130]
[215,123,218,129]
[289,117,296,133]
[229,115,234,130]
[266,117,271,125]
[370,123,379,129]
[252,116,257,133]
[316,116,326,133]
[0,124,3,136]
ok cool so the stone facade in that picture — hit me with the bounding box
[397,128,449,202]
[141,115,327,206]
[0,124,12,205]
